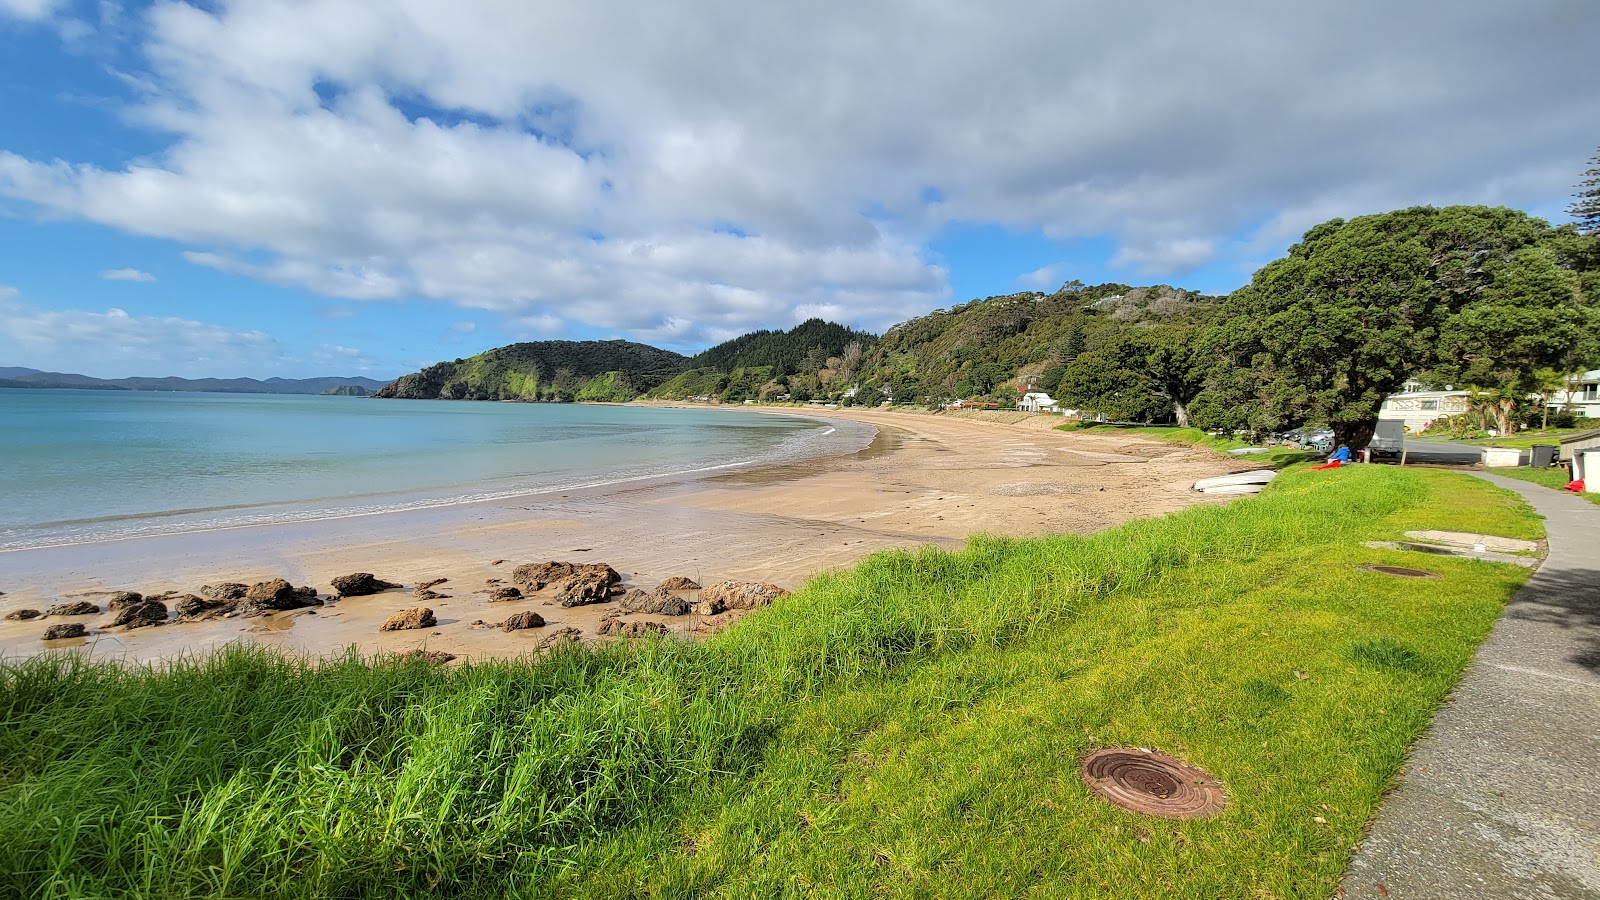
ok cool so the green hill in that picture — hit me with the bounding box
[688,318,877,372]
[854,282,1219,405]
[372,340,688,401]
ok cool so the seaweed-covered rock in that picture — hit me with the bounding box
[240,579,320,616]
[536,627,582,649]
[5,608,42,621]
[695,582,789,616]
[43,623,86,640]
[501,611,546,631]
[200,583,249,602]
[414,589,447,601]
[486,586,523,602]
[398,649,456,664]
[331,573,401,598]
[554,568,621,607]
[656,576,701,592]
[617,588,690,616]
[107,591,144,611]
[173,594,233,621]
[379,607,436,632]
[45,600,99,617]
[110,599,168,629]
[597,617,669,638]
[511,561,575,590]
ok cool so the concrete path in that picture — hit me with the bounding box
[1342,475,1600,899]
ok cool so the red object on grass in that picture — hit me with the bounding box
[1565,480,1585,493]
[1310,460,1344,471]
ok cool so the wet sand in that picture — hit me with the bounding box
[0,408,1245,663]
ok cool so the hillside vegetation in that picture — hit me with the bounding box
[372,340,687,401]
[0,467,1540,898]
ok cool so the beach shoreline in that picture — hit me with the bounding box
[0,407,1245,664]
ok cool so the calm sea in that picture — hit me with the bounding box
[0,390,870,551]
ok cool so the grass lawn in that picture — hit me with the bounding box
[1060,423,1317,468]
[0,467,1541,899]
[1492,465,1600,507]
[1414,427,1594,450]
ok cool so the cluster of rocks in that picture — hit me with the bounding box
[11,560,792,649]
[511,561,626,606]
[19,574,372,642]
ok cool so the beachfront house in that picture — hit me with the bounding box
[1378,387,1470,431]
[1549,370,1600,420]
[1018,391,1060,414]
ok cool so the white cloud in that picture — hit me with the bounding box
[0,0,1595,340]
[1109,238,1218,276]
[0,289,283,377]
[1016,264,1062,290]
[100,267,157,282]
[0,0,63,22]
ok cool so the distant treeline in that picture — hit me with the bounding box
[375,205,1600,448]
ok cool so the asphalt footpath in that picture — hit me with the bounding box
[1341,474,1600,899]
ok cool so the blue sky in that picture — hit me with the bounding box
[1,0,1594,379]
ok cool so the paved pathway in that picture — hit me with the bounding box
[1342,475,1600,898]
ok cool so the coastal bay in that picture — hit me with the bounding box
[0,405,1238,663]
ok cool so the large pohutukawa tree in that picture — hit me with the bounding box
[1057,323,1208,426]
[1194,206,1582,449]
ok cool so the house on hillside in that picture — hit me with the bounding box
[1018,391,1060,414]
[1549,370,1600,420]
[1378,387,1470,431]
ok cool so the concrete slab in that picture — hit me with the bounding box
[1342,474,1600,898]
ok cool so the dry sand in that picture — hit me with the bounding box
[0,408,1247,664]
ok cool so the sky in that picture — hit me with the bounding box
[0,0,1595,379]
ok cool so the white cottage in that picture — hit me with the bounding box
[1018,391,1060,414]
[1549,370,1600,420]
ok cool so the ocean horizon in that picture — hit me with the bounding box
[0,389,871,552]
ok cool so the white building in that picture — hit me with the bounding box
[1378,388,1470,431]
[1018,391,1060,414]
[1549,370,1600,420]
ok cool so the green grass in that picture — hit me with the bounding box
[1415,426,1593,450]
[1491,465,1600,507]
[1060,423,1317,468]
[0,467,1540,898]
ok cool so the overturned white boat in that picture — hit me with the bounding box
[1192,470,1276,494]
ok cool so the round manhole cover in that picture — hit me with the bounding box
[1358,564,1439,579]
[1079,748,1228,819]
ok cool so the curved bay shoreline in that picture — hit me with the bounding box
[0,407,1241,664]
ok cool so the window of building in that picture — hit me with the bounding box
[1420,400,1438,411]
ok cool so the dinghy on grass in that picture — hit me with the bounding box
[1192,470,1276,494]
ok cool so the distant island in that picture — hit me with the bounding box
[319,385,372,396]
[0,367,388,396]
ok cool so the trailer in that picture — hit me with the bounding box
[1368,420,1407,458]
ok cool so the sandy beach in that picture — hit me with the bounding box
[0,408,1244,663]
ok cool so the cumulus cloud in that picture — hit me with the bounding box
[100,267,157,282]
[0,288,283,377]
[1017,265,1063,291]
[0,0,1595,344]
[0,0,63,22]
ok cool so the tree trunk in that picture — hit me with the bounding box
[1332,418,1378,452]
[1172,399,1190,428]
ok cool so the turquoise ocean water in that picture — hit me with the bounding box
[0,390,870,551]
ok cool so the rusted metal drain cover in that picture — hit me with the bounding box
[1079,748,1227,819]
[1358,564,1440,579]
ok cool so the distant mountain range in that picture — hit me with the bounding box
[0,367,390,395]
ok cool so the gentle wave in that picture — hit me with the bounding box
[0,414,874,552]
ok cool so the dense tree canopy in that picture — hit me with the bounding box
[1570,145,1600,236]
[1193,206,1585,447]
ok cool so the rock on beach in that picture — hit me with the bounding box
[501,611,546,631]
[656,576,701,592]
[380,607,436,632]
[110,599,168,629]
[45,600,99,617]
[694,581,789,616]
[331,573,401,598]
[617,588,690,616]
[43,623,86,640]
[5,609,42,621]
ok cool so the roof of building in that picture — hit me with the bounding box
[1558,428,1600,445]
